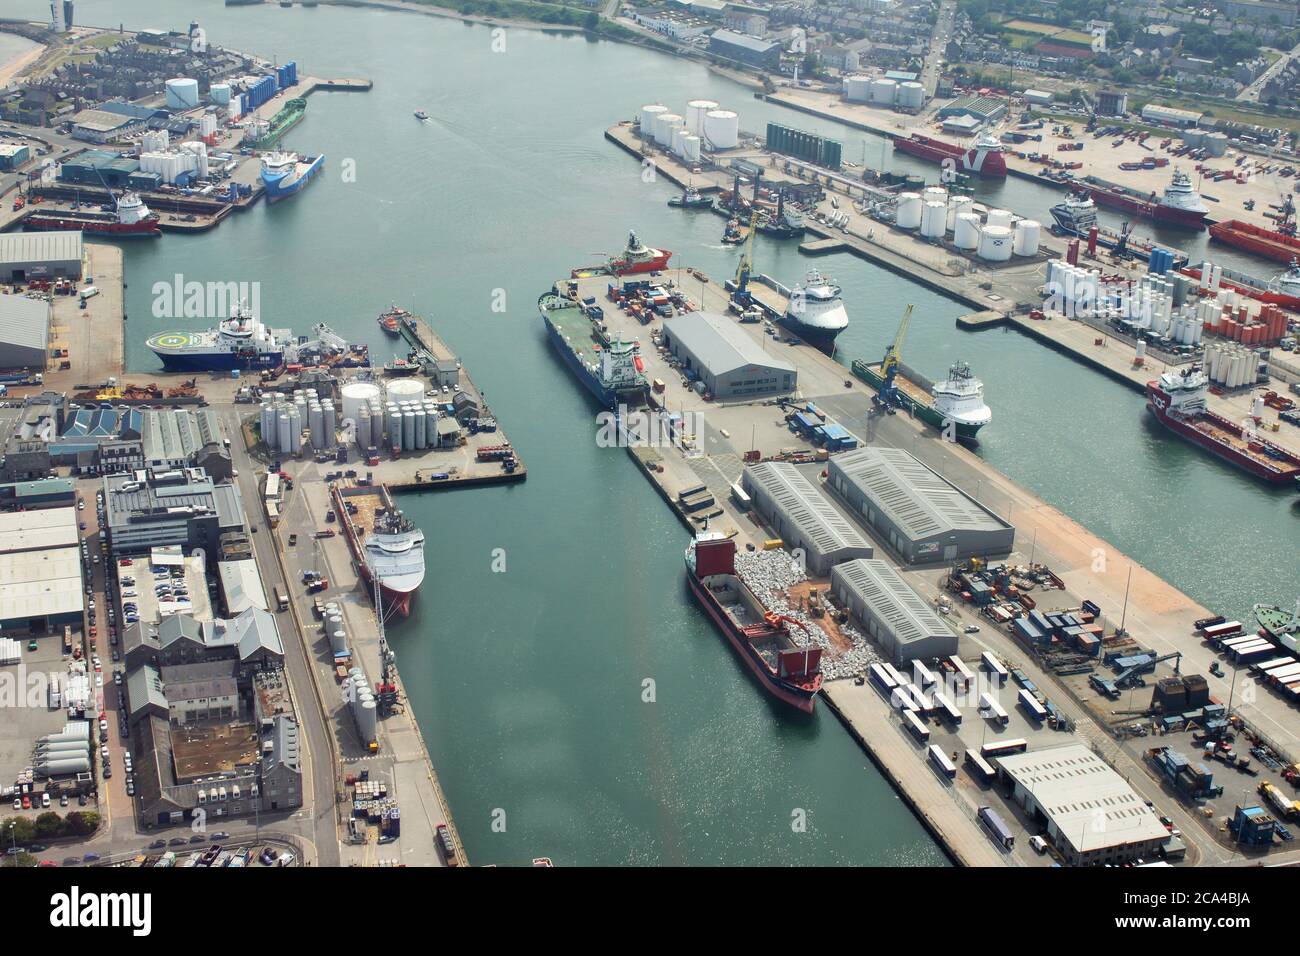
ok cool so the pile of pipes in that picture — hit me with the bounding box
[734,548,880,681]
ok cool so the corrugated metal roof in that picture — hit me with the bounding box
[746,462,870,556]
[832,558,953,645]
[711,28,780,53]
[0,232,83,266]
[830,447,1009,540]
[662,311,795,378]
[0,506,77,553]
[0,546,83,622]
[0,292,51,353]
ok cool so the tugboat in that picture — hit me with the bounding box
[377,306,408,336]
[667,184,711,209]
[720,217,745,245]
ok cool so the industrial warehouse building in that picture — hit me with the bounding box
[0,232,84,283]
[0,293,50,370]
[936,95,1008,125]
[103,466,246,557]
[708,29,782,70]
[0,507,83,632]
[741,462,872,575]
[995,745,1172,865]
[830,558,957,664]
[827,447,1014,564]
[660,311,796,400]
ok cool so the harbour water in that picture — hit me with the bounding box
[74,0,1297,864]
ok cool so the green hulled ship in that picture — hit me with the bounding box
[851,359,991,441]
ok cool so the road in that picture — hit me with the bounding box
[922,0,956,100]
[1237,39,1300,103]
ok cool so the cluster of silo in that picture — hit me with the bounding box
[1045,259,1104,316]
[870,77,897,105]
[324,602,350,662]
[345,667,378,750]
[1204,342,1257,388]
[34,721,91,778]
[953,212,981,249]
[260,394,303,455]
[843,75,873,103]
[1203,132,1229,157]
[341,380,383,451]
[946,194,974,230]
[299,389,337,451]
[644,99,738,153]
[383,378,438,454]
[897,81,925,111]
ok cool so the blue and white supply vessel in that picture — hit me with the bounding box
[537,288,648,409]
[260,151,324,202]
[147,301,289,372]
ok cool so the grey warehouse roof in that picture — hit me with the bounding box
[746,462,870,556]
[711,28,780,52]
[832,558,955,645]
[662,311,795,377]
[0,231,84,265]
[141,408,221,464]
[0,293,51,353]
[830,447,1010,540]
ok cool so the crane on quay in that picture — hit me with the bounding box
[872,304,914,414]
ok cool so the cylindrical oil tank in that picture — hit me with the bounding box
[895,192,923,229]
[357,699,378,745]
[1181,129,1206,149]
[920,200,946,238]
[947,194,974,230]
[277,413,291,454]
[385,378,424,403]
[922,185,948,204]
[655,113,683,147]
[686,99,719,134]
[289,407,303,451]
[341,381,382,423]
[671,126,688,157]
[368,399,383,447]
[986,208,1014,229]
[414,408,427,449]
[978,225,1014,262]
[322,401,336,442]
[308,403,324,448]
[165,77,200,110]
[209,82,232,105]
[356,406,371,449]
[897,81,925,110]
[402,411,415,449]
[953,212,981,249]
[260,403,274,441]
[681,134,701,163]
[703,110,739,149]
[38,723,89,743]
[845,75,872,102]
[1203,132,1228,157]
[870,78,897,105]
[386,407,401,451]
[639,103,666,131]
[1013,219,1041,256]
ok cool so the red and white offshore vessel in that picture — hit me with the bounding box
[23,190,161,238]
[1082,168,1207,230]
[333,484,426,617]
[891,132,1007,179]
[1178,258,1300,312]
[1146,366,1300,484]
[685,532,824,714]
[574,230,672,277]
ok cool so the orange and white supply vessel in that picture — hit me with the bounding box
[333,484,426,616]
[574,230,671,277]
[1146,366,1300,484]
[891,132,1007,178]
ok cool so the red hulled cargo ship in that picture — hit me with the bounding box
[1146,367,1300,484]
[333,483,426,617]
[891,132,1007,179]
[23,191,161,238]
[1209,219,1300,265]
[1082,168,1207,230]
[685,532,823,713]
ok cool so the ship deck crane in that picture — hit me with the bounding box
[873,304,914,413]
[1115,650,1182,689]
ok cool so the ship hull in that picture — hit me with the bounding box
[778,314,842,355]
[1146,383,1300,483]
[23,215,161,238]
[147,347,283,372]
[262,154,324,202]
[1085,187,1205,230]
[608,251,672,275]
[892,135,1006,179]
[851,361,985,440]
[1209,220,1300,265]
[332,485,424,618]
[541,306,646,410]
[685,571,817,714]
[1177,266,1300,311]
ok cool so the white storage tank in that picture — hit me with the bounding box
[920,200,947,238]
[385,378,424,402]
[322,401,336,444]
[1013,219,1041,256]
[199,113,218,136]
[922,186,948,206]
[947,194,974,230]
[340,381,382,424]
[655,113,684,147]
[639,103,666,131]
[870,78,897,105]
[671,127,688,157]
[414,408,427,450]
[703,110,739,149]
[897,81,925,110]
[953,212,981,249]
[209,82,232,106]
[986,208,1014,230]
[357,698,378,746]
[680,134,701,163]
[308,402,324,448]
[978,225,1014,262]
[277,413,292,455]
[686,99,719,134]
[844,75,872,102]
[165,77,200,110]
[1203,132,1229,157]
[402,411,416,450]
[895,192,923,229]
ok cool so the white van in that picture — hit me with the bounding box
[1029,835,1048,854]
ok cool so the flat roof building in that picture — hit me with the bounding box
[937,94,1008,125]
[0,292,50,369]
[0,233,83,283]
[996,745,1171,865]
[103,466,245,557]
[661,311,796,400]
[0,506,78,553]
[830,558,957,664]
[1141,103,1202,127]
[0,545,83,631]
[70,109,145,144]
[708,28,782,70]
[827,447,1014,564]
[742,462,873,575]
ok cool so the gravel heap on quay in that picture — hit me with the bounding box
[735,548,881,681]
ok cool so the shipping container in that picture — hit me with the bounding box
[1018,688,1048,722]
[890,684,921,712]
[964,749,998,783]
[978,805,1015,850]
[948,655,976,690]
[1203,620,1244,640]
[980,651,1008,685]
[978,692,1009,726]
[933,691,962,726]
[883,662,909,687]
[981,738,1028,758]
[1265,662,1300,684]
[928,745,957,779]
[906,682,933,712]
[902,707,930,742]
[1254,657,1296,674]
